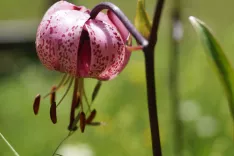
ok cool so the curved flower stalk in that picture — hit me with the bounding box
[33,1,141,132]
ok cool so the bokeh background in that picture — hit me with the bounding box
[1,0,234,155]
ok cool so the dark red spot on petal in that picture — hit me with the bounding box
[49,27,53,34]
[73,6,82,11]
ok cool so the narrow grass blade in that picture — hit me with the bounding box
[0,133,20,156]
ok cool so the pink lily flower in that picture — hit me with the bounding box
[36,0,131,80]
[34,1,142,131]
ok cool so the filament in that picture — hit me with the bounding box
[81,79,91,112]
[56,77,74,108]
[62,75,72,86]
[68,78,79,130]
[43,74,68,98]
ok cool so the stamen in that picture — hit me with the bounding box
[75,92,81,109]
[56,78,74,107]
[50,102,57,124]
[63,75,72,86]
[91,81,102,102]
[33,94,41,115]
[50,86,56,105]
[81,79,91,111]
[79,111,86,133]
[68,112,80,131]
[68,78,79,130]
[86,109,97,124]
[43,74,68,98]
[87,122,106,126]
[125,45,143,51]
[78,79,84,112]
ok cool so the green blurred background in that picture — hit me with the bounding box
[1,0,234,155]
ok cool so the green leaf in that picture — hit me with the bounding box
[134,0,152,39]
[189,16,234,120]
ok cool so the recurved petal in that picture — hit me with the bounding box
[107,10,132,77]
[107,10,129,42]
[84,20,127,80]
[43,1,88,18]
[95,12,115,27]
[116,35,132,75]
[36,10,90,76]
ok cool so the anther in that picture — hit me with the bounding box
[50,102,57,124]
[33,94,41,115]
[80,111,86,133]
[87,122,106,126]
[86,109,97,124]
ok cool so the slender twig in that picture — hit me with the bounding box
[0,132,20,156]
[90,1,165,156]
[169,0,183,155]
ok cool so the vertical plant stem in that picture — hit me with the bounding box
[0,132,20,156]
[143,0,165,156]
[143,51,162,156]
[169,1,183,155]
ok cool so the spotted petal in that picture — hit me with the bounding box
[84,20,126,80]
[107,10,129,42]
[43,1,89,17]
[95,12,115,27]
[36,10,90,76]
[107,10,132,74]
